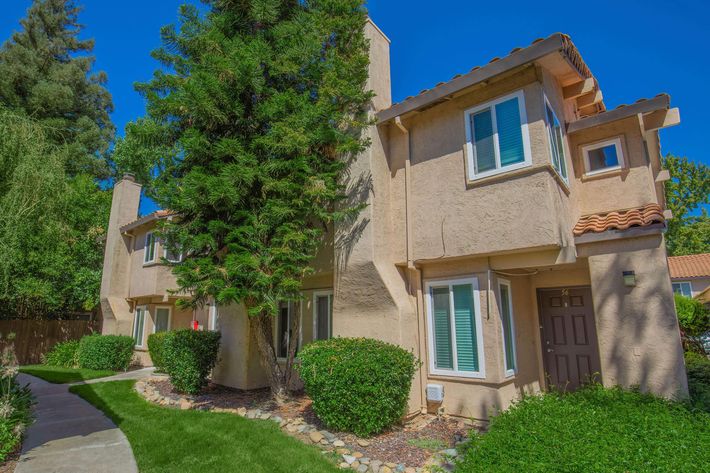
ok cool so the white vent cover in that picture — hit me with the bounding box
[426,383,444,402]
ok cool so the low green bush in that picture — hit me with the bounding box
[456,385,710,472]
[685,351,710,412]
[1,335,34,462]
[147,332,168,373]
[78,334,134,371]
[297,337,419,437]
[162,329,220,394]
[43,340,80,368]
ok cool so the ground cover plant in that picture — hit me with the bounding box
[70,380,339,473]
[19,365,114,384]
[298,337,418,437]
[455,385,710,472]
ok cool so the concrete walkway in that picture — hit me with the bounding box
[14,373,142,473]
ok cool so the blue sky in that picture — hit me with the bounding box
[2,0,708,214]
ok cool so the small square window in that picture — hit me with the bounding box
[672,282,692,298]
[582,137,625,175]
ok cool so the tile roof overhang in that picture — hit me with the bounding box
[377,33,601,124]
[120,209,175,234]
[668,253,710,279]
[573,203,666,240]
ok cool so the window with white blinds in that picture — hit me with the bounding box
[426,277,485,378]
[465,90,532,181]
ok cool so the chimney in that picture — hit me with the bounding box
[365,18,392,112]
[99,174,141,334]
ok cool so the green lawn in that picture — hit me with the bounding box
[70,381,339,473]
[20,365,115,383]
[456,385,710,473]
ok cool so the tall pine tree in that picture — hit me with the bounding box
[123,0,372,397]
[0,0,113,318]
[0,0,114,178]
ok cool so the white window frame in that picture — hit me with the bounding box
[313,290,333,341]
[208,302,219,331]
[153,305,172,334]
[581,137,625,176]
[498,278,517,378]
[543,95,569,183]
[672,281,693,298]
[132,305,147,348]
[143,231,157,264]
[424,277,486,379]
[464,90,533,181]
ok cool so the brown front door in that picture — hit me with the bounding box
[538,287,601,391]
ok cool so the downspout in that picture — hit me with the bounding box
[395,116,427,412]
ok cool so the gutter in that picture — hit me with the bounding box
[394,116,415,271]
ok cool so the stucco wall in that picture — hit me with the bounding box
[580,234,688,398]
[127,224,180,299]
[569,117,659,216]
[384,69,575,262]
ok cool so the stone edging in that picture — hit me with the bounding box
[134,379,461,472]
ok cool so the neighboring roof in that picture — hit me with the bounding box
[120,209,174,234]
[567,94,671,134]
[573,203,665,237]
[668,253,710,279]
[377,33,601,124]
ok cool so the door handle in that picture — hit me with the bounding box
[547,348,554,353]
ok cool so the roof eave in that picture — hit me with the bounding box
[377,34,578,124]
[567,94,671,134]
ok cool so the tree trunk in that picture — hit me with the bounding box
[249,311,288,401]
[284,302,302,390]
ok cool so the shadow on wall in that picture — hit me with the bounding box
[592,246,687,399]
[334,169,372,280]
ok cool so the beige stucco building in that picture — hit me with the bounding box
[101,20,688,420]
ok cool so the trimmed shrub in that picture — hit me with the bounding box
[43,340,80,368]
[162,329,221,394]
[147,332,168,373]
[456,385,710,472]
[297,337,419,437]
[685,351,710,412]
[78,334,134,371]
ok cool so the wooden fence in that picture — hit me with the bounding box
[0,319,100,365]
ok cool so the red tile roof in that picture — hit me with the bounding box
[573,203,665,237]
[668,253,710,279]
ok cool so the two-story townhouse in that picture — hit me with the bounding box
[100,20,688,420]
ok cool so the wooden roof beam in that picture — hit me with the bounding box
[577,90,603,109]
[563,78,596,99]
[643,107,681,131]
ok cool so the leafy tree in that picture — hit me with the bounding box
[662,154,710,256]
[675,294,709,355]
[0,0,113,319]
[0,0,114,179]
[123,0,372,397]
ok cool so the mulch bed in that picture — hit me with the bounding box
[0,450,20,473]
[150,379,474,467]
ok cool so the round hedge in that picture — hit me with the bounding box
[162,329,221,394]
[78,334,134,371]
[297,337,419,437]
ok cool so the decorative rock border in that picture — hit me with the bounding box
[135,379,462,472]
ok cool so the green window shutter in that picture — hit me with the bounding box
[432,287,453,370]
[500,284,516,372]
[495,97,525,166]
[452,284,478,372]
[472,109,496,173]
